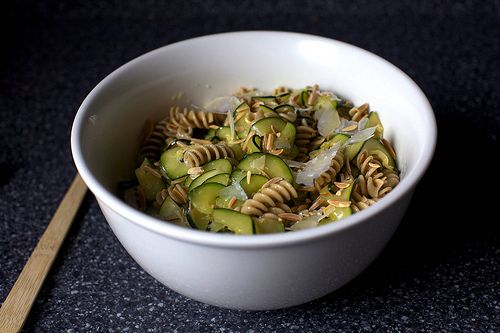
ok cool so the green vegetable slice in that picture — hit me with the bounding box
[212,208,254,235]
[135,159,165,201]
[189,183,224,214]
[237,153,293,183]
[160,146,188,180]
[254,218,285,234]
[251,117,287,136]
[239,174,268,197]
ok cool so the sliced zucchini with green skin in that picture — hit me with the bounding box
[344,141,364,161]
[239,174,268,197]
[235,114,252,139]
[367,112,384,139]
[229,142,244,160]
[209,221,226,233]
[230,169,246,182]
[279,122,296,147]
[184,175,196,188]
[320,133,349,150]
[253,96,277,104]
[189,169,225,191]
[235,102,250,113]
[257,105,279,117]
[360,138,396,170]
[215,196,243,210]
[212,208,254,235]
[202,159,233,174]
[135,159,166,201]
[299,89,310,107]
[322,181,355,223]
[237,153,293,183]
[205,173,231,186]
[160,146,188,180]
[254,218,285,234]
[189,183,224,214]
[276,92,291,103]
[273,104,295,113]
[216,126,233,142]
[159,197,187,226]
[251,117,287,136]
[204,128,217,141]
[244,135,262,154]
[314,94,338,111]
[286,144,300,159]
[187,206,210,230]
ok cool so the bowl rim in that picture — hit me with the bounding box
[71,31,437,249]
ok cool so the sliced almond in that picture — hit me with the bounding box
[334,181,350,189]
[278,213,302,222]
[188,166,204,175]
[342,124,358,132]
[327,199,352,208]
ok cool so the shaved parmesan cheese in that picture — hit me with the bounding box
[346,126,376,145]
[296,143,340,186]
[289,213,327,231]
[317,109,341,138]
[204,96,241,114]
[218,181,248,201]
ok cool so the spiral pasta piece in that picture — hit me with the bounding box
[356,152,397,198]
[313,150,345,191]
[183,142,234,168]
[351,192,379,212]
[294,118,317,162]
[140,118,169,160]
[241,178,298,216]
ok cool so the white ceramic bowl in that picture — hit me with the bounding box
[71,31,436,310]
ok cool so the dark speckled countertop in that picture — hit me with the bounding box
[1,1,499,332]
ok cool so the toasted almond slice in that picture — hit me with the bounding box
[278,213,302,222]
[334,181,350,189]
[342,124,358,132]
[246,170,252,185]
[327,199,352,208]
[228,196,238,208]
[188,166,204,175]
[368,162,380,169]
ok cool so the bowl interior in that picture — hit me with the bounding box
[73,32,435,231]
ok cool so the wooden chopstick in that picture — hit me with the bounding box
[0,173,87,333]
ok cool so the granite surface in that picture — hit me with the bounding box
[1,1,499,332]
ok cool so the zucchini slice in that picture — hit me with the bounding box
[187,206,210,230]
[360,138,396,170]
[189,183,224,214]
[320,133,349,150]
[273,104,295,114]
[160,146,188,180]
[159,197,187,227]
[321,181,355,223]
[216,126,233,142]
[244,135,262,154]
[251,117,287,136]
[366,112,384,139]
[212,208,254,235]
[202,159,233,174]
[237,153,293,183]
[253,96,277,105]
[344,141,364,161]
[239,174,268,197]
[276,92,291,103]
[135,159,166,201]
[205,173,231,186]
[189,169,225,191]
[254,218,285,234]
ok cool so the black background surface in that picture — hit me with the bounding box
[1,1,499,332]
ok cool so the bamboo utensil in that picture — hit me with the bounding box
[0,174,87,333]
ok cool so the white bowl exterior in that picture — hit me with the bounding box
[99,190,412,310]
[72,32,436,310]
